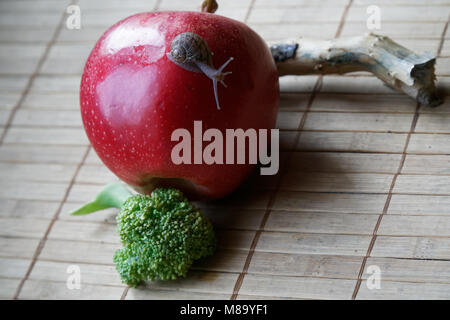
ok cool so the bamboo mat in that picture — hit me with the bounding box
[1,0,450,300]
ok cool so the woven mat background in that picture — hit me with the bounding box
[1,0,450,299]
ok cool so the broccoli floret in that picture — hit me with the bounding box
[112,188,216,287]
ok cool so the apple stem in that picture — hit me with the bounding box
[201,0,218,13]
[70,182,133,216]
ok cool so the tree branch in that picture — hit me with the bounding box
[270,33,442,107]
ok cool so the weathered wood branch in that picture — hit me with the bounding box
[270,33,442,107]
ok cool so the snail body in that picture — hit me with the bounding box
[167,32,233,110]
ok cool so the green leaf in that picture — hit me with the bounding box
[70,182,133,216]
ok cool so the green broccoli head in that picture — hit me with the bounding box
[113,188,216,287]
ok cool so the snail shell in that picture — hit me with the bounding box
[166,32,234,110]
[168,32,213,73]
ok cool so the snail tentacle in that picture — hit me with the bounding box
[213,78,220,110]
[195,57,234,110]
[217,56,234,73]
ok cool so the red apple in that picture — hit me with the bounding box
[80,11,279,200]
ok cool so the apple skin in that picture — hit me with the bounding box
[80,11,279,200]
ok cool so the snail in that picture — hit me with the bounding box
[166,32,234,110]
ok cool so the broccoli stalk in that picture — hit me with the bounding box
[70,183,216,287]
